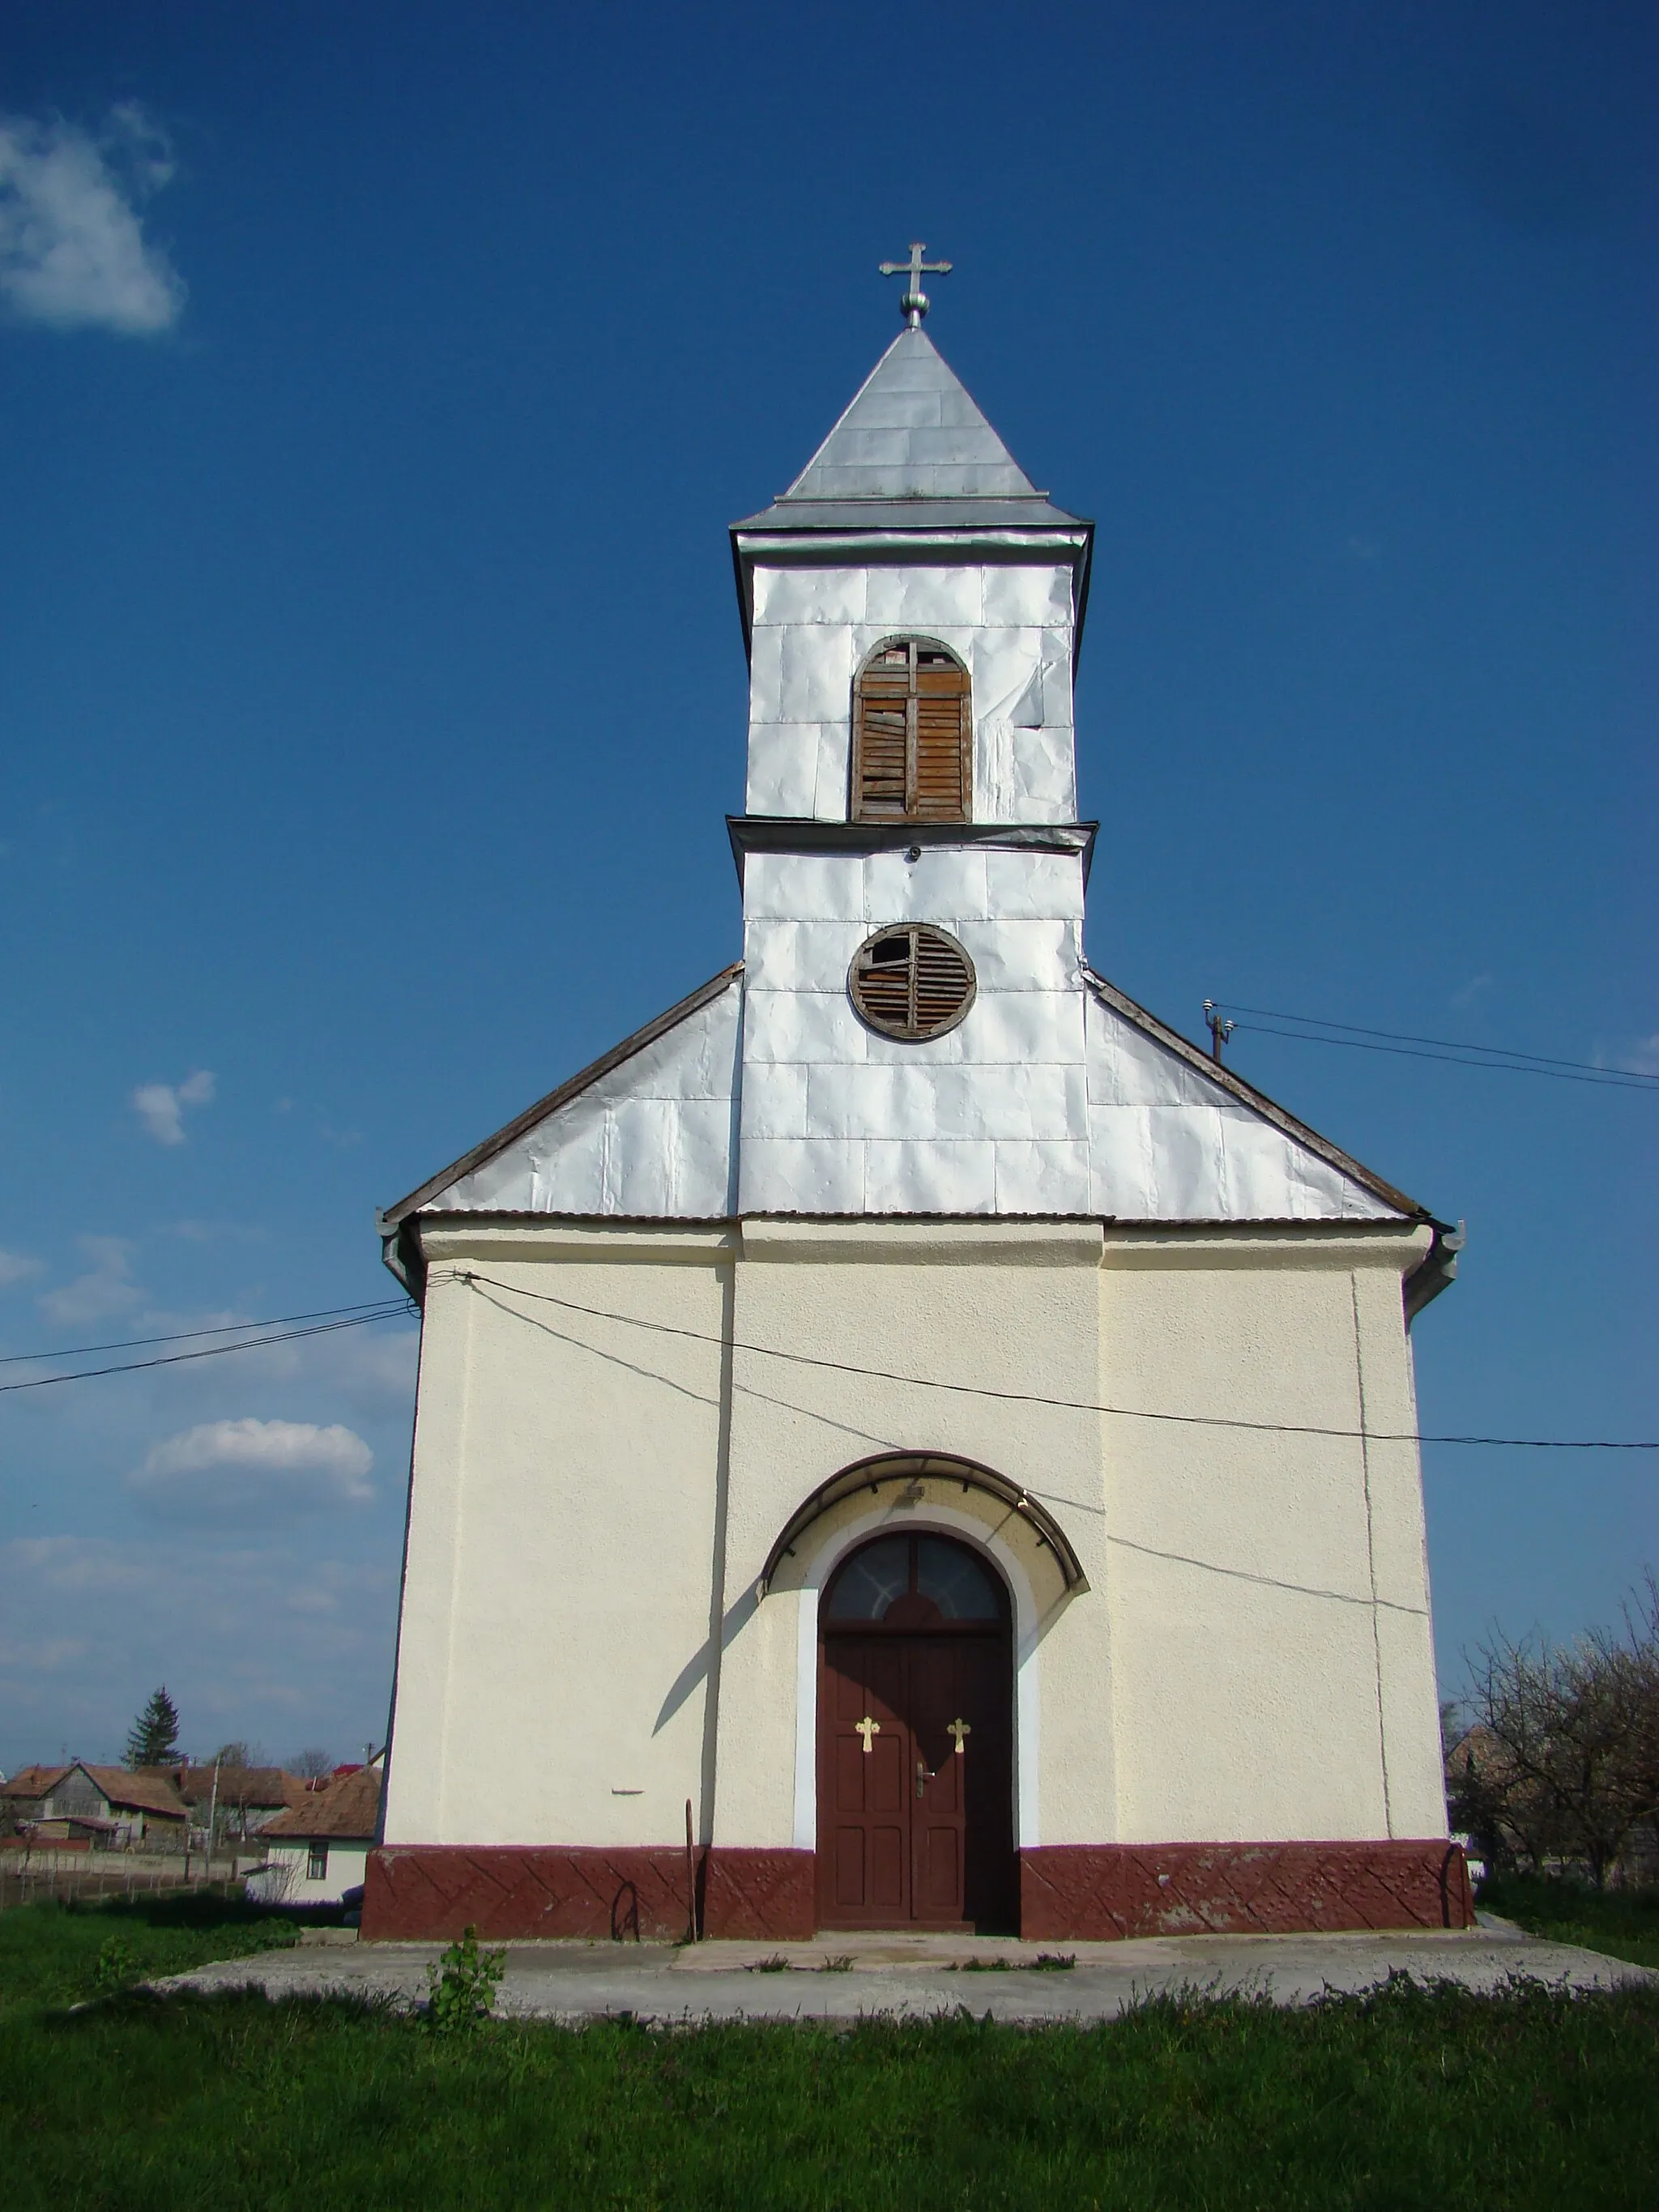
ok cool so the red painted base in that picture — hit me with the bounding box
[1019,1840,1474,1941]
[362,1839,1472,1944]
[361,1846,814,1944]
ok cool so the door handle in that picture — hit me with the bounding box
[915,1758,936,1799]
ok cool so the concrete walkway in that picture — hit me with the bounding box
[160,1918,1653,2027]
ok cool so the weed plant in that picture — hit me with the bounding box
[423,1924,505,2033]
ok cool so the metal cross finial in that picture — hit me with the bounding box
[879,241,952,326]
[855,1715,881,1754]
[947,1718,971,1755]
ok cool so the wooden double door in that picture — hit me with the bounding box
[817,1532,1016,1932]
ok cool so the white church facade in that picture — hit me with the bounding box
[364,289,1471,1943]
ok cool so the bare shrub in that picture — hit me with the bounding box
[1453,1573,1659,1887]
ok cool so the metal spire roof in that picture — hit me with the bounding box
[783,328,1038,501]
[732,328,1087,534]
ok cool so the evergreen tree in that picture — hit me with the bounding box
[125,1686,181,1768]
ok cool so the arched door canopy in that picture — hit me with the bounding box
[759,1451,1088,1599]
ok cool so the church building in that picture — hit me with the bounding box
[364,265,1471,1944]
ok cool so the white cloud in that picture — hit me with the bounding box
[0,1536,398,1771]
[0,103,185,335]
[0,1245,41,1287]
[1626,1034,1659,1078]
[158,1316,420,1414]
[130,1417,375,1519]
[1451,974,1494,1011]
[5,1535,153,1596]
[132,1068,215,1145]
[37,1235,141,1326]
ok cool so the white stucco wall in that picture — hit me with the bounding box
[1097,1229,1445,1842]
[744,560,1078,823]
[382,1215,1448,1862]
[382,1225,733,1850]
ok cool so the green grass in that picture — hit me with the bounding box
[0,1889,301,2022]
[2,1896,1657,2210]
[1480,1873,1659,1971]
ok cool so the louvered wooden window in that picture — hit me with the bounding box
[848,925,976,1042]
[851,639,971,821]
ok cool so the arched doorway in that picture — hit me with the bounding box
[817,1531,1017,1933]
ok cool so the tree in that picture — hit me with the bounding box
[211,1741,255,1771]
[1456,1575,1659,1887]
[291,1746,334,1780]
[125,1686,181,1769]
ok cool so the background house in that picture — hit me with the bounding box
[0,1763,187,1849]
[167,1765,310,1843]
[248,1755,382,1906]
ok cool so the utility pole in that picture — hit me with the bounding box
[206,1761,220,1889]
[1203,1001,1236,1063]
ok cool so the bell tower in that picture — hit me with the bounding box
[728,278,1098,1216]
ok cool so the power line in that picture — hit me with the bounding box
[1233,1024,1657,1091]
[0,1308,413,1397]
[3,1258,1646,1451]
[446,1269,1658,1452]
[1226,1001,1658,1076]
[0,1298,412,1369]
[1212,1002,1659,1092]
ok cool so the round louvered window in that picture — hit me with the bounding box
[848,924,976,1042]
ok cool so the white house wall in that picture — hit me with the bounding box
[249,1840,370,1908]
[744,562,1078,823]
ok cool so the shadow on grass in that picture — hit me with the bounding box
[1479,1874,1659,1972]
[57,1888,352,1933]
[0,1889,322,2021]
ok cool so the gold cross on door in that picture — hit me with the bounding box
[947,1717,971,1754]
[855,1715,881,1754]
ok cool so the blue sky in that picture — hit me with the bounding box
[0,2,1653,1774]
